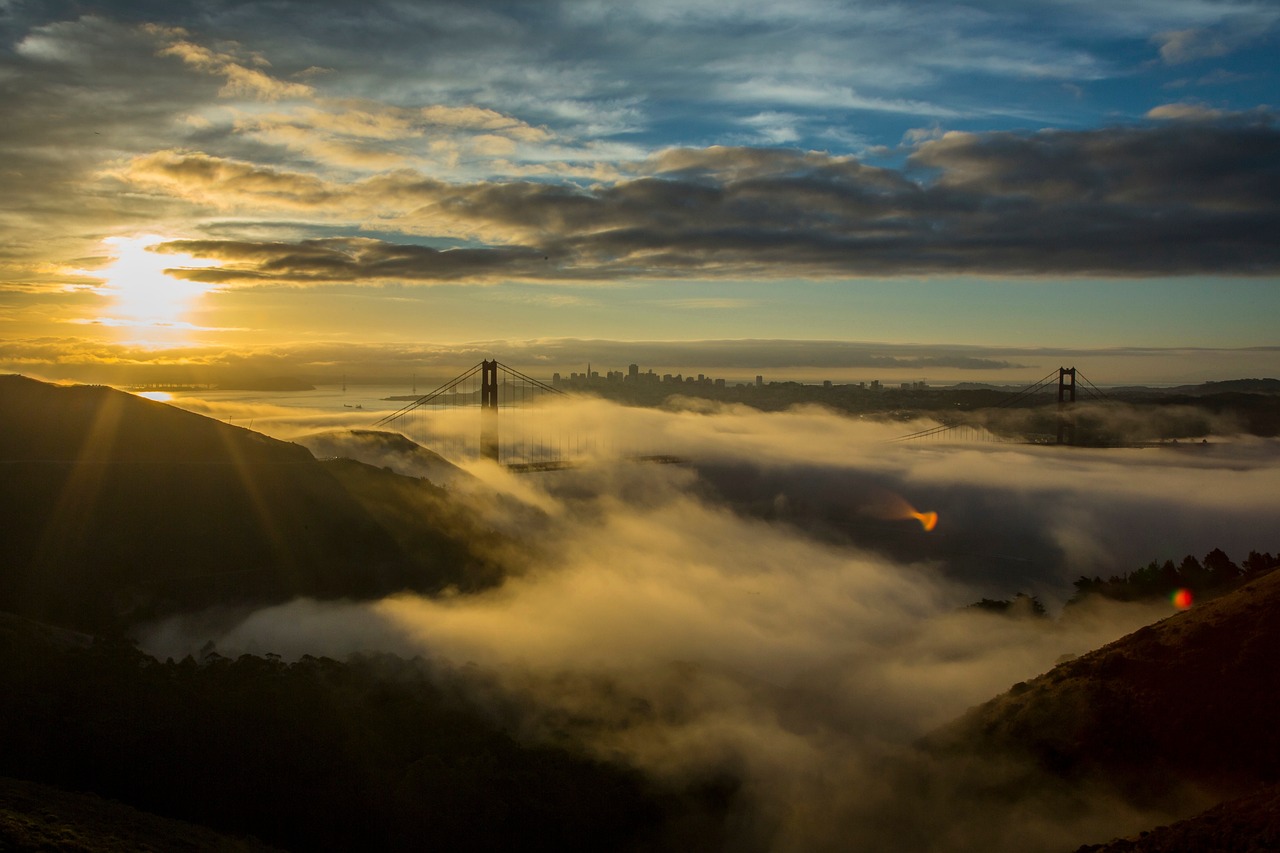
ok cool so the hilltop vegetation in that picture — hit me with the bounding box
[1070,548,1278,605]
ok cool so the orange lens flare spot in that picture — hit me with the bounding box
[864,491,938,532]
[912,510,939,532]
[1171,588,1193,610]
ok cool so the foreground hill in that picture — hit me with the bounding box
[0,375,506,632]
[0,611,715,852]
[931,568,1280,797]
[916,568,1280,849]
[0,776,281,852]
[1075,781,1280,852]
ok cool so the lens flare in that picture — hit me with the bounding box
[912,510,939,532]
[1171,588,1193,610]
[864,490,939,532]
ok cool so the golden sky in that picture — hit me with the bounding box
[2,2,1278,384]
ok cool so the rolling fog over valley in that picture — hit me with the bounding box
[128,388,1279,850]
[3,0,1279,847]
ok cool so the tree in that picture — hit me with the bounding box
[1178,555,1210,589]
[1243,551,1276,577]
[1202,548,1241,588]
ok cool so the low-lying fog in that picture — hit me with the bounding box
[145,393,1280,851]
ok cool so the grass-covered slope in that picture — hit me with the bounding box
[903,568,1280,852]
[0,375,509,631]
[1074,781,1280,852]
[0,776,282,852]
[928,568,1280,801]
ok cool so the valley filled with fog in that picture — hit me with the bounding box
[134,390,1279,850]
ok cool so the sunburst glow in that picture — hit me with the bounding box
[86,235,219,331]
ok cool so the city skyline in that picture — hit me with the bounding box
[1,1,1278,385]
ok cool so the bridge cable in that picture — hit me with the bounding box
[887,368,1062,443]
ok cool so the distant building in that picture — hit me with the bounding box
[628,363,639,381]
[755,375,763,387]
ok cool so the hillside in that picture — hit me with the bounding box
[1075,781,1280,852]
[0,375,508,632]
[1166,378,1280,396]
[930,568,1280,794]
[917,568,1280,848]
[0,776,282,852]
[0,611,707,853]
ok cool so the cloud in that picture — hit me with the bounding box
[115,150,338,209]
[1153,24,1254,65]
[5,6,1277,305]
[1146,102,1226,121]
[120,117,1280,285]
[153,31,315,101]
[11,335,1280,388]
[233,98,555,171]
[157,236,554,286]
[156,390,1280,596]
[134,390,1280,850]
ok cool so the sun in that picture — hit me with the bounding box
[87,235,220,331]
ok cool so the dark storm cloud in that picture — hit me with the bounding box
[152,117,1280,284]
[159,237,552,284]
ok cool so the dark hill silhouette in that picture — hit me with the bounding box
[0,775,283,852]
[0,375,505,632]
[1075,781,1280,852]
[917,568,1280,849]
[0,611,701,853]
[1165,378,1280,396]
[930,568,1280,795]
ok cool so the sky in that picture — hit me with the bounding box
[1,0,1278,384]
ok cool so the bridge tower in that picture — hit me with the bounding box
[480,359,499,461]
[1056,367,1076,445]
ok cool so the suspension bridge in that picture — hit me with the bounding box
[888,367,1110,445]
[371,362,1116,469]
[372,359,589,471]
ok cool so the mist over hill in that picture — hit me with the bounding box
[4,374,1280,850]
